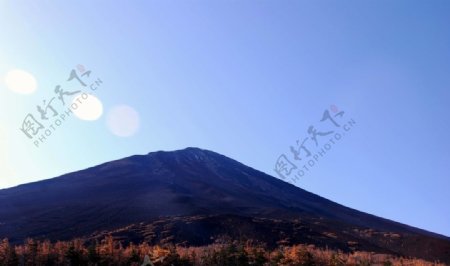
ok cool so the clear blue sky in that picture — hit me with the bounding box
[0,0,449,236]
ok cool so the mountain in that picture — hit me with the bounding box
[0,147,449,262]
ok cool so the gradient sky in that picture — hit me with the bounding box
[0,0,449,236]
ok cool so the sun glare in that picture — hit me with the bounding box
[4,69,37,94]
[71,94,104,121]
[107,105,140,137]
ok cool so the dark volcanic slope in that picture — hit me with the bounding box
[0,148,449,262]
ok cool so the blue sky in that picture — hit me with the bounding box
[0,0,449,236]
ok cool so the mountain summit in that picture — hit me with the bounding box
[0,147,449,262]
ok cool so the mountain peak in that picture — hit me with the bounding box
[149,147,206,154]
[148,147,214,157]
[145,147,230,165]
[0,148,449,262]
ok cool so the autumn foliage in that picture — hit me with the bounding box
[0,237,445,266]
